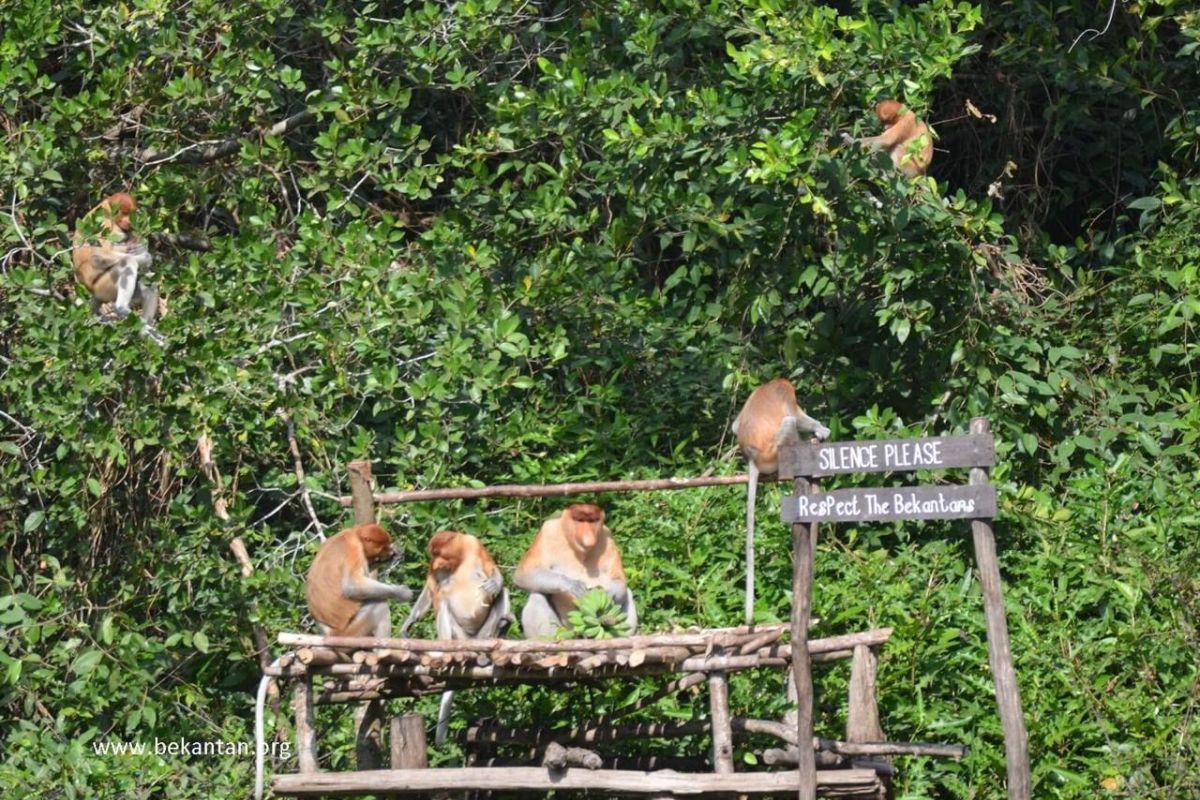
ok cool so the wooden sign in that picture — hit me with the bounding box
[778,433,994,479]
[781,484,996,523]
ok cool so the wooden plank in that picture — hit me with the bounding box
[272,767,882,796]
[779,433,994,479]
[781,484,996,524]
[968,418,1031,800]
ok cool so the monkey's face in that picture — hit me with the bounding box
[428,531,464,574]
[357,524,398,562]
[568,520,603,552]
[875,101,902,126]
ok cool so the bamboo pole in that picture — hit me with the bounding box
[969,417,1031,800]
[336,474,754,506]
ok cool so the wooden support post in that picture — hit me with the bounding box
[846,644,882,743]
[708,671,734,774]
[969,417,1031,800]
[347,460,377,525]
[790,475,819,800]
[346,459,386,770]
[390,714,428,769]
[293,676,318,774]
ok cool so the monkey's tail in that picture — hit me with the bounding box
[435,690,456,746]
[254,657,282,800]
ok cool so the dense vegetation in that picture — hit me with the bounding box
[2,0,1198,797]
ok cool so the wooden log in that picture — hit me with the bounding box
[338,475,754,506]
[772,739,967,760]
[297,646,347,666]
[467,717,795,746]
[969,418,1031,800]
[739,627,784,655]
[390,714,427,770]
[272,767,882,796]
[475,754,707,771]
[542,741,603,770]
[292,676,318,773]
[846,645,882,743]
[275,624,884,657]
[707,671,734,774]
[791,473,819,800]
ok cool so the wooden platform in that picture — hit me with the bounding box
[273,766,884,796]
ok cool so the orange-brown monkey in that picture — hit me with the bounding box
[305,523,414,638]
[260,525,413,800]
[71,192,159,326]
[400,531,512,744]
[842,100,934,177]
[514,504,636,639]
[733,379,831,625]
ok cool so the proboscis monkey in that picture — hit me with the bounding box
[305,523,414,638]
[733,379,831,625]
[71,192,160,327]
[514,504,637,639]
[842,100,934,177]
[400,531,512,744]
[259,524,413,800]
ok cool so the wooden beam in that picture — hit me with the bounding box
[336,475,752,506]
[968,418,1031,800]
[272,767,882,796]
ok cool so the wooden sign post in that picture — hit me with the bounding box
[778,418,1030,800]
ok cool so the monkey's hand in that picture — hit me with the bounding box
[479,571,503,599]
[604,581,629,605]
[390,584,414,602]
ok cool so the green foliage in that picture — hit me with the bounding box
[1,0,1198,797]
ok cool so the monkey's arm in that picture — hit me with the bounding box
[621,587,638,634]
[513,566,588,598]
[341,569,414,602]
[841,127,904,150]
[476,588,512,639]
[476,567,503,600]
[399,583,434,636]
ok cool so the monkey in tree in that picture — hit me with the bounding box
[400,530,512,744]
[733,379,831,625]
[305,523,414,637]
[842,100,934,177]
[71,191,160,328]
[514,504,637,639]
